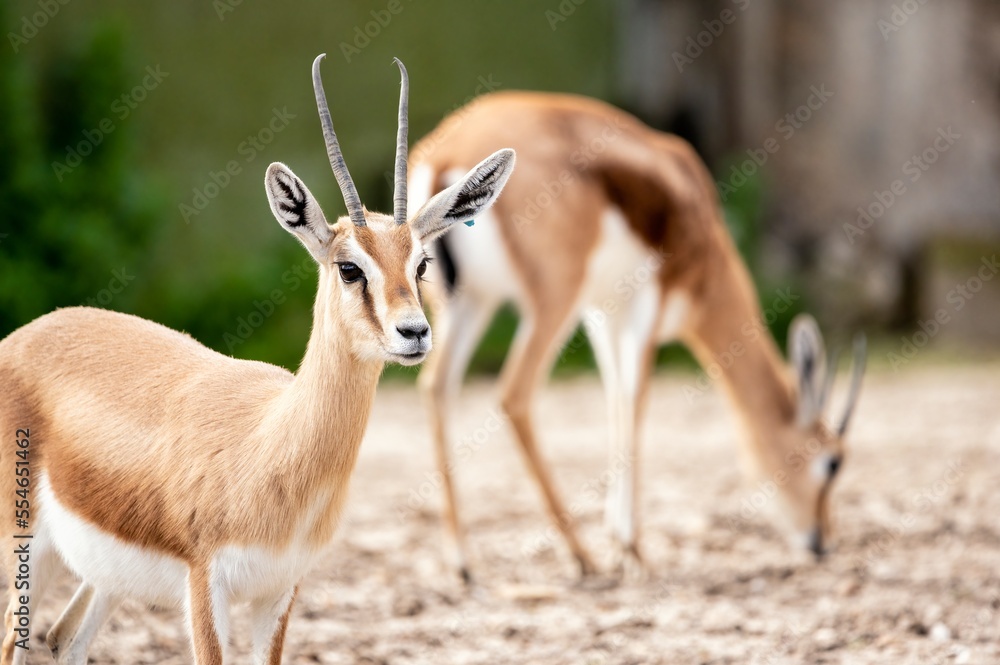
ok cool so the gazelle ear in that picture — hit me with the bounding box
[265,162,333,262]
[409,149,516,242]
[790,313,827,427]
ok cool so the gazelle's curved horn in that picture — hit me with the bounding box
[819,347,841,415]
[836,333,867,436]
[392,58,409,225]
[312,54,366,227]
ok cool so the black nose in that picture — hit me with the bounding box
[397,324,429,340]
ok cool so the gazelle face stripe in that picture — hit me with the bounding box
[329,216,432,364]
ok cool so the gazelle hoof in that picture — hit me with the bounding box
[459,566,474,586]
[575,552,599,579]
[610,542,648,584]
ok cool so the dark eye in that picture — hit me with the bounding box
[827,456,842,478]
[416,257,430,279]
[338,262,365,284]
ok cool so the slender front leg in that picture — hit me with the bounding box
[187,565,228,665]
[46,584,121,665]
[419,290,499,584]
[250,587,297,665]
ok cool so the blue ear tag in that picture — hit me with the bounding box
[464,219,475,227]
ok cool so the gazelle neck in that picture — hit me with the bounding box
[684,243,796,465]
[272,268,383,485]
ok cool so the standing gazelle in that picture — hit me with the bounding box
[0,55,514,665]
[409,91,864,580]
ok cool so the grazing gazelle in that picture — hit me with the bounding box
[409,91,865,580]
[0,55,514,665]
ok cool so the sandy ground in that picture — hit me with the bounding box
[6,362,1000,664]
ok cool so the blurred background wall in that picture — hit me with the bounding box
[619,0,1000,347]
[1,0,997,376]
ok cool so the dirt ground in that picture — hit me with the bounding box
[7,362,1000,664]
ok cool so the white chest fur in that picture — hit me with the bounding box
[39,475,331,607]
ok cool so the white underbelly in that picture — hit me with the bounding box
[40,476,188,606]
[580,208,690,343]
[39,475,328,606]
[580,207,663,313]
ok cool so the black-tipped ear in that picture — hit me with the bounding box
[790,313,828,427]
[409,149,515,242]
[265,162,332,262]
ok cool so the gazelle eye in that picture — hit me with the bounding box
[338,262,364,284]
[416,257,430,279]
[827,456,842,478]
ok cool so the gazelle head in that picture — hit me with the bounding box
[771,314,866,558]
[264,55,515,366]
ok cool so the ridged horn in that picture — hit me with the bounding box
[392,58,409,225]
[312,54,366,227]
[836,333,867,436]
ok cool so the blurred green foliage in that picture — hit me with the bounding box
[0,0,799,381]
[1,0,617,376]
[0,21,162,334]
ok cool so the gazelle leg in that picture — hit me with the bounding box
[499,303,597,577]
[46,583,94,658]
[187,565,228,665]
[586,287,660,577]
[250,587,297,665]
[2,537,57,665]
[585,312,630,551]
[607,334,656,578]
[47,584,121,665]
[419,291,500,583]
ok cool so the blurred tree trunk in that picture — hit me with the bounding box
[616,0,1000,334]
